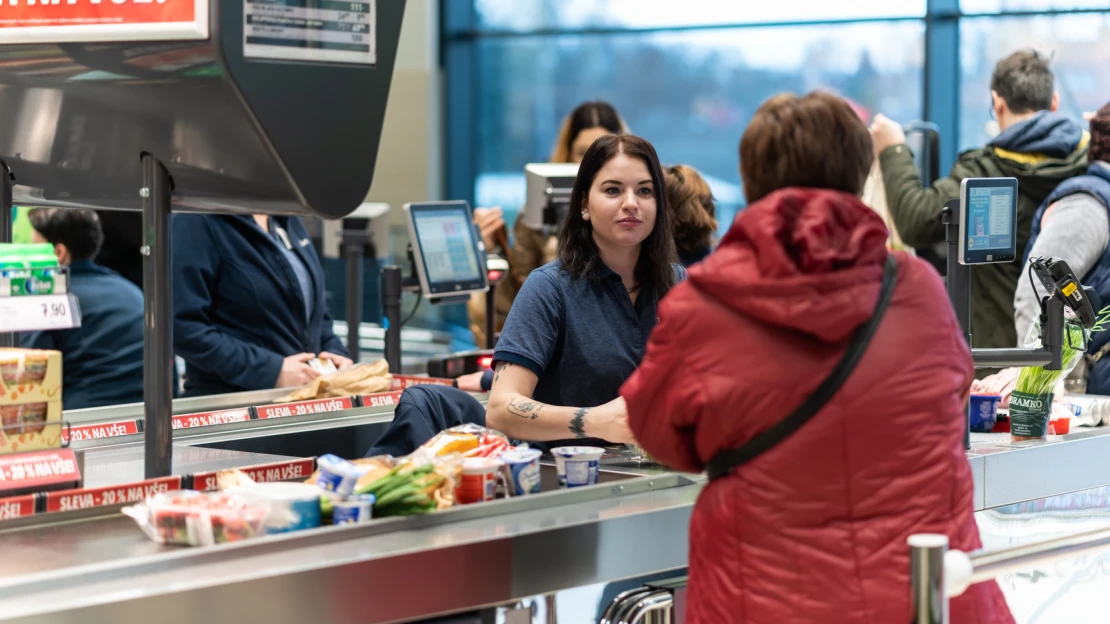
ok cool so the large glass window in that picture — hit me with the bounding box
[959,14,1110,151]
[961,0,1110,12]
[472,0,926,32]
[472,22,925,232]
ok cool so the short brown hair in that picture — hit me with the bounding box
[1089,102,1110,164]
[739,91,873,204]
[664,164,717,258]
[991,49,1054,114]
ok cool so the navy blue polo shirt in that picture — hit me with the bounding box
[493,260,687,414]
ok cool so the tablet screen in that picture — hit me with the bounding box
[961,178,1018,264]
[413,208,481,285]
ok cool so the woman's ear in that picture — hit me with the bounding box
[581,201,590,221]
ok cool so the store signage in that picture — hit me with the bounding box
[0,0,208,45]
[45,475,180,513]
[255,397,352,419]
[360,390,403,407]
[62,419,139,443]
[0,294,80,332]
[193,457,315,491]
[172,408,251,430]
[390,375,454,390]
[0,494,35,520]
[243,0,377,66]
[0,449,79,495]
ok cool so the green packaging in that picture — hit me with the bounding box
[0,243,57,269]
[1009,390,1052,439]
[0,267,68,297]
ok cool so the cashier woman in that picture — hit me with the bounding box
[486,133,685,444]
[172,213,352,397]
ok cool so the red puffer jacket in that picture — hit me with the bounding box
[622,188,1013,624]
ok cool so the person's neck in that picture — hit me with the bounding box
[999,110,1040,133]
[252,214,269,231]
[595,239,640,290]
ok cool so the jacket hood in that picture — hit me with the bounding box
[688,187,889,343]
[989,111,1085,159]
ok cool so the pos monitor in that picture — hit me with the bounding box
[523,163,579,230]
[404,201,489,299]
[958,177,1019,265]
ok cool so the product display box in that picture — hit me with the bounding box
[0,266,69,297]
[0,348,64,454]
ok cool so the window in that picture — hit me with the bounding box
[470,22,925,233]
[959,13,1110,150]
[961,0,1110,13]
[472,0,926,31]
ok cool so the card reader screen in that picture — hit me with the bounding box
[966,186,1014,252]
[413,209,481,284]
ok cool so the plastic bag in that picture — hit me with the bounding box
[275,359,391,403]
[1011,320,1090,440]
[408,424,510,463]
[122,490,273,547]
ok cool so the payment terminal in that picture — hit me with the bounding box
[403,200,489,300]
[957,177,1018,265]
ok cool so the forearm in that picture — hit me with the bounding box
[879,146,954,248]
[486,392,600,442]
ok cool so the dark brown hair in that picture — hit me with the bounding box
[28,207,103,261]
[549,101,628,163]
[1089,102,1110,164]
[739,91,873,204]
[664,164,717,259]
[558,134,677,296]
[991,49,1055,114]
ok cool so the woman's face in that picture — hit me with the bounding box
[583,153,657,252]
[570,126,613,164]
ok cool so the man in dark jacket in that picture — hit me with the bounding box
[870,49,1089,350]
[21,208,145,409]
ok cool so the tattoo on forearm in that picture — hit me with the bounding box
[570,408,588,438]
[493,361,510,384]
[508,397,544,420]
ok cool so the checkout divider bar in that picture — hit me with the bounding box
[909,526,1110,624]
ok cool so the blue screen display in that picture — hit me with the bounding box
[965,185,1014,252]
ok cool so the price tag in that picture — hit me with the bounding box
[172,408,251,430]
[360,390,403,408]
[45,476,181,513]
[255,397,353,420]
[0,495,35,520]
[193,457,315,491]
[390,375,454,390]
[0,449,80,496]
[62,420,140,444]
[0,294,81,332]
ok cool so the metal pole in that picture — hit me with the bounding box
[344,242,363,363]
[943,199,971,449]
[382,265,402,374]
[485,284,496,349]
[909,534,949,624]
[141,154,173,479]
[0,160,13,348]
[968,525,1110,586]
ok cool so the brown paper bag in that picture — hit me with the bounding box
[276,359,391,403]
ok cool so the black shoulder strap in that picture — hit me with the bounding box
[706,255,900,481]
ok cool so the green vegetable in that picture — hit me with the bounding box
[1015,322,1088,396]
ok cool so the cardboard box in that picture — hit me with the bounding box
[0,349,63,453]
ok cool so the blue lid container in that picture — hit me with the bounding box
[969,394,1002,433]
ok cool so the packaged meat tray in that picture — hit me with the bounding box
[122,490,273,547]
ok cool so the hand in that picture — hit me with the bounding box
[473,206,505,250]
[456,371,486,393]
[970,367,1020,407]
[276,353,321,388]
[869,114,906,156]
[318,351,354,370]
[589,397,634,445]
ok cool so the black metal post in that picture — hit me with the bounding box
[943,199,971,347]
[0,160,14,349]
[141,154,173,479]
[344,242,363,363]
[382,265,402,374]
[485,285,496,349]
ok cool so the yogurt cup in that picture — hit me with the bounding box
[500,448,542,495]
[227,482,322,534]
[314,454,370,498]
[552,446,604,488]
[456,457,502,504]
[333,494,375,525]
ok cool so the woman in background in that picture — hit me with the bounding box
[664,164,717,266]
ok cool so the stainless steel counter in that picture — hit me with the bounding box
[0,464,697,623]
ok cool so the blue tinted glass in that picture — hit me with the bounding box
[475,0,926,31]
[959,14,1110,151]
[473,22,925,234]
[961,0,1110,12]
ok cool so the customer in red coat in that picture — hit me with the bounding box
[621,91,1013,624]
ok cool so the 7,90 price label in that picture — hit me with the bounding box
[0,294,80,332]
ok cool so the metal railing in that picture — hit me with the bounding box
[909,526,1110,623]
